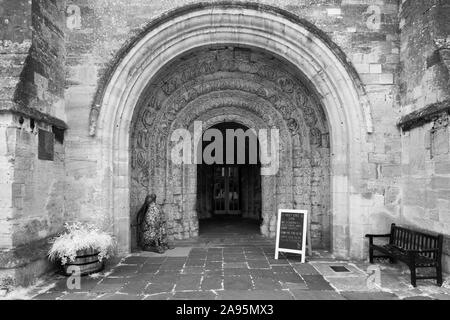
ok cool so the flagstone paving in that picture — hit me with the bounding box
[10,220,450,301]
[27,246,450,300]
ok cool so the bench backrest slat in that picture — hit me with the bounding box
[401,229,406,249]
[407,231,412,250]
[428,237,435,260]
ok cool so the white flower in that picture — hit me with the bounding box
[48,222,115,265]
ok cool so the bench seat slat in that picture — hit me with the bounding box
[370,244,437,267]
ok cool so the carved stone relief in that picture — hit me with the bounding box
[130,48,331,245]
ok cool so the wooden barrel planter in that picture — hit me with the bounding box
[61,248,105,276]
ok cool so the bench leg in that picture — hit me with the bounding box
[369,247,374,264]
[437,264,443,287]
[410,267,417,287]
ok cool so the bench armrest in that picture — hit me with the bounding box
[365,234,391,238]
[366,234,391,246]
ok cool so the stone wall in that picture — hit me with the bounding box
[1,117,65,287]
[398,0,450,270]
[0,0,31,109]
[0,0,32,288]
[398,0,450,114]
[400,114,450,270]
[14,0,66,119]
[0,0,67,287]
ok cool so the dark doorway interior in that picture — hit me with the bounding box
[197,122,262,234]
[199,216,261,235]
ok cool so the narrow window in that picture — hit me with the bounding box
[38,129,54,161]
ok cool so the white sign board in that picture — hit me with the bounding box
[275,209,308,263]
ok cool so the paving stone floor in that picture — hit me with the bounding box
[12,219,450,300]
[26,246,450,301]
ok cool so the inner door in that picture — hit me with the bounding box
[213,165,241,216]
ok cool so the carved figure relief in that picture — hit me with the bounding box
[137,131,150,149]
[310,128,322,146]
[303,105,318,127]
[287,118,300,136]
[278,77,295,93]
[142,108,156,128]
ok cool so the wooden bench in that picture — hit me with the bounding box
[366,224,443,287]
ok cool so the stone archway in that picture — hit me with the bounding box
[129,46,332,251]
[91,3,373,259]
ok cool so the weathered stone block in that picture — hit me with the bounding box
[431,176,450,190]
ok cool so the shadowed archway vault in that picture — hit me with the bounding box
[90,2,374,259]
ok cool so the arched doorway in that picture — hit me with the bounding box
[91,3,373,259]
[129,45,331,251]
[197,122,262,235]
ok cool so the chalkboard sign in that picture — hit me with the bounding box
[275,209,308,263]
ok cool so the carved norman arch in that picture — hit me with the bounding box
[92,3,373,259]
